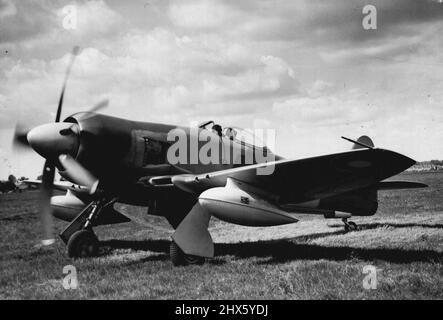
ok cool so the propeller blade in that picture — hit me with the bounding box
[12,123,31,148]
[73,99,110,123]
[55,46,80,123]
[17,47,80,246]
[58,154,99,194]
[60,99,110,129]
[39,160,55,245]
[88,99,109,113]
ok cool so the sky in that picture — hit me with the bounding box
[1,0,443,179]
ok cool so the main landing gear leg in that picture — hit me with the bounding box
[60,197,117,258]
[169,241,205,266]
[342,218,360,232]
[171,202,213,266]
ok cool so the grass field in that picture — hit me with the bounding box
[0,171,442,299]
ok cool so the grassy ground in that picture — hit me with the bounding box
[0,171,442,299]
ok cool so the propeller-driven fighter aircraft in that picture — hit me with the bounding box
[13,48,426,265]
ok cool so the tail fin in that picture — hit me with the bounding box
[352,135,374,150]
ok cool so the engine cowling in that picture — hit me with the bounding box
[198,179,298,226]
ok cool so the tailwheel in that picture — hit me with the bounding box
[170,241,205,266]
[67,229,99,258]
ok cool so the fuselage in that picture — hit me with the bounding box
[60,112,280,203]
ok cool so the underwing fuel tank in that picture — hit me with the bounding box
[198,179,298,226]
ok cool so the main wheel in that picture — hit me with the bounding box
[348,221,360,231]
[67,229,99,258]
[169,241,205,266]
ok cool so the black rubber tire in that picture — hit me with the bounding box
[67,230,99,258]
[348,221,359,231]
[170,240,185,266]
[170,241,205,266]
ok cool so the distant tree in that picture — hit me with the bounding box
[0,176,17,193]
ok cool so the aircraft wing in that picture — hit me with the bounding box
[171,148,416,204]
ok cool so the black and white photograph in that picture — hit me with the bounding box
[0,0,442,303]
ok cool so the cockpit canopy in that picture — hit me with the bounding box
[198,120,267,149]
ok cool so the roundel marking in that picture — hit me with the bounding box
[347,160,372,168]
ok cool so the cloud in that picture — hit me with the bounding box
[272,87,380,128]
[307,80,335,98]
[166,0,443,60]
[169,0,235,29]
[0,22,299,129]
[1,0,443,179]
[0,0,57,43]
[0,1,125,62]
[54,0,124,37]
[246,0,443,43]
[201,55,298,101]
[0,0,16,19]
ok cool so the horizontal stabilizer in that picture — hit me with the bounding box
[377,181,428,190]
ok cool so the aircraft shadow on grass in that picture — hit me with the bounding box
[98,222,443,265]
